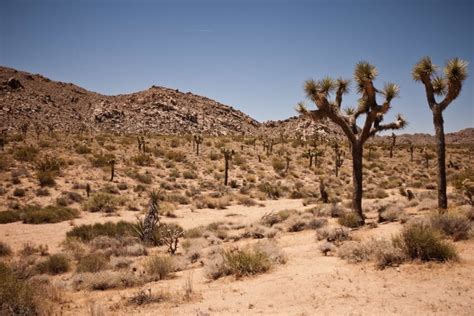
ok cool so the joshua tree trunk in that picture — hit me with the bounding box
[351,144,364,220]
[224,158,229,186]
[434,110,448,209]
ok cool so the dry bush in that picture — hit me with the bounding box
[72,271,143,291]
[128,289,169,306]
[13,145,38,162]
[35,254,70,275]
[316,227,351,243]
[378,204,406,223]
[145,256,176,281]
[430,213,471,241]
[77,253,109,273]
[0,241,12,257]
[82,192,124,213]
[394,223,458,262]
[338,212,363,228]
[205,241,285,279]
[66,221,134,242]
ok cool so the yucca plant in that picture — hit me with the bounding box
[297,62,407,223]
[413,57,468,210]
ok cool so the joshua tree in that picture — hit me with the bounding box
[0,130,7,151]
[423,150,435,169]
[285,155,291,174]
[306,148,323,168]
[137,135,146,153]
[413,57,468,209]
[332,142,345,177]
[221,148,235,186]
[85,183,91,197]
[408,143,414,162]
[297,62,406,222]
[109,159,116,181]
[367,143,374,161]
[389,133,396,158]
[193,134,203,156]
[319,177,329,203]
[143,190,160,244]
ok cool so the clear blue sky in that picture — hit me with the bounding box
[1,0,472,133]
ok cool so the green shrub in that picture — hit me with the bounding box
[338,212,363,228]
[22,205,79,224]
[77,254,109,273]
[37,170,56,187]
[145,256,175,281]
[66,221,134,242]
[395,223,458,262]
[0,262,39,315]
[430,213,471,241]
[82,192,122,213]
[35,254,70,275]
[0,210,22,224]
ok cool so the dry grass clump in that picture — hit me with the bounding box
[194,195,230,209]
[429,213,471,241]
[35,254,70,275]
[378,204,406,223]
[260,209,293,227]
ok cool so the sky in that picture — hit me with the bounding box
[0,0,473,134]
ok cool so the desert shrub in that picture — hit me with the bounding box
[257,182,285,199]
[430,213,471,241]
[373,242,405,269]
[36,171,55,187]
[22,205,79,224]
[77,254,109,273]
[13,188,26,197]
[307,218,328,230]
[19,242,49,257]
[337,241,372,263]
[0,241,12,256]
[66,221,134,242]
[35,254,70,275]
[184,227,205,239]
[0,210,21,224]
[132,153,153,166]
[13,145,38,162]
[378,205,405,223]
[183,170,198,179]
[36,187,50,196]
[136,172,153,184]
[394,223,458,262]
[272,158,286,173]
[145,256,175,281]
[165,150,186,162]
[0,262,39,315]
[236,195,257,206]
[260,209,293,227]
[73,271,143,291]
[286,215,308,232]
[82,192,123,213]
[75,144,91,154]
[128,289,168,306]
[338,212,363,228]
[316,227,350,243]
[222,248,271,278]
[90,152,115,168]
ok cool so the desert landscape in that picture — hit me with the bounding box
[1,1,473,315]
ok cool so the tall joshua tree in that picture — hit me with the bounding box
[297,62,406,223]
[412,57,468,210]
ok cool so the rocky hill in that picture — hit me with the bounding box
[0,66,259,135]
